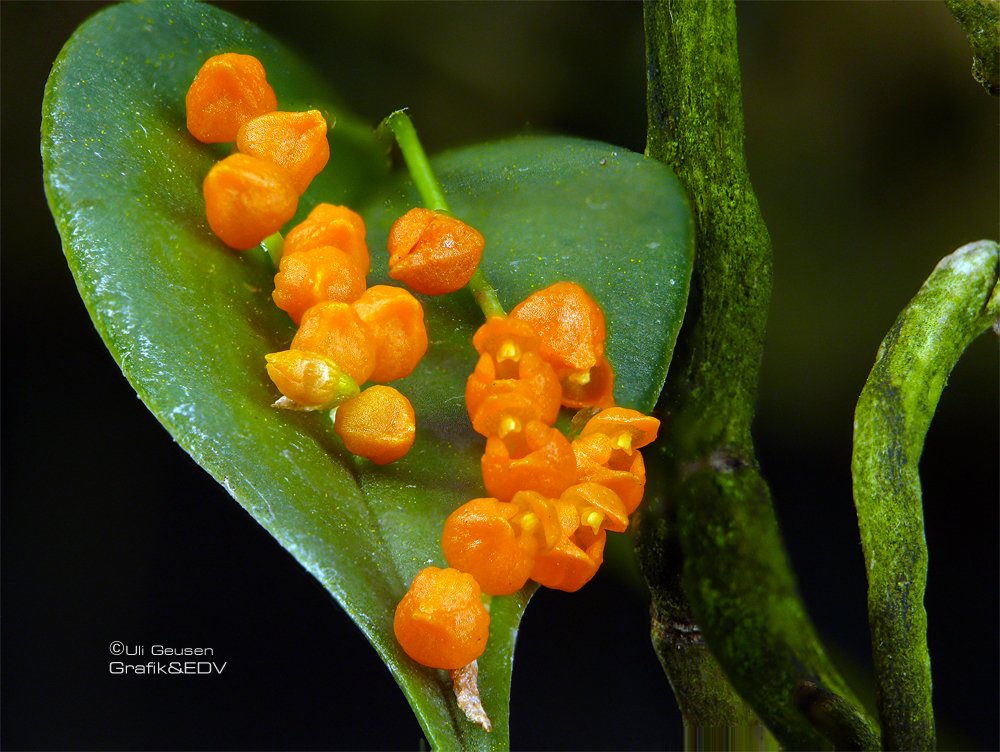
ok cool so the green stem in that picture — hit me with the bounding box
[852,240,999,750]
[639,1,878,748]
[642,459,759,734]
[382,110,451,213]
[381,110,505,319]
[467,269,505,319]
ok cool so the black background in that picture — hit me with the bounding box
[3,2,997,750]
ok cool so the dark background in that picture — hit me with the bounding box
[2,2,996,750]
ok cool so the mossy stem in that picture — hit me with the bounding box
[381,110,505,319]
[640,0,878,747]
[944,0,1000,95]
[852,240,999,750]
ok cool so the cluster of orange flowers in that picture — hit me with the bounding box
[393,282,660,671]
[187,53,328,249]
[185,52,661,710]
[186,54,487,465]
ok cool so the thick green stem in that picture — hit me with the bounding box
[639,1,878,748]
[642,452,758,734]
[852,240,999,750]
[381,110,505,319]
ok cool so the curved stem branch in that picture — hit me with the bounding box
[852,239,999,750]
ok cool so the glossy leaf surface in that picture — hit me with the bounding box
[42,2,693,747]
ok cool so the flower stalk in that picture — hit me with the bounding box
[381,110,505,320]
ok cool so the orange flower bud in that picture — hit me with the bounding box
[283,204,370,275]
[394,567,490,670]
[237,109,330,194]
[441,498,538,596]
[351,286,428,383]
[387,208,485,295]
[334,385,416,465]
[186,53,277,143]
[481,420,576,502]
[272,245,366,324]
[291,301,376,385]
[264,349,360,410]
[203,153,298,251]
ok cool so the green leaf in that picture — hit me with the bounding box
[43,2,692,747]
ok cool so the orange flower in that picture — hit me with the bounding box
[351,286,428,383]
[272,245,366,324]
[571,407,659,513]
[572,432,647,515]
[509,281,606,377]
[237,109,330,194]
[291,301,375,385]
[560,482,629,534]
[186,53,277,143]
[509,490,564,552]
[394,567,490,669]
[579,407,660,451]
[509,282,616,408]
[469,392,549,439]
[529,498,605,593]
[481,420,576,502]
[334,385,415,465]
[202,153,297,250]
[466,351,561,428]
[441,498,538,596]
[387,208,485,295]
[471,316,541,364]
[558,355,615,409]
[283,204,369,274]
[465,317,561,426]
